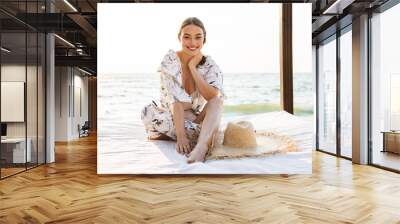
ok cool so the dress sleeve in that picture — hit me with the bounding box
[204,59,223,90]
[203,58,225,98]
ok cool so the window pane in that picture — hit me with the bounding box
[340,29,352,158]
[318,37,337,154]
[371,3,400,171]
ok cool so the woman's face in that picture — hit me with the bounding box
[179,24,205,57]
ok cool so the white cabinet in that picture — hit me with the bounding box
[1,138,32,163]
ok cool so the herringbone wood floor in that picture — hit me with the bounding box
[1,134,400,224]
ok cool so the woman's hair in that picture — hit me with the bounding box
[178,17,207,66]
[178,17,206,44]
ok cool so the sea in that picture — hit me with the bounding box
[98,72,314,119]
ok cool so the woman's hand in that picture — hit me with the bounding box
[188,53,203,69]
[176,135,191,155]
[171,102,193,155]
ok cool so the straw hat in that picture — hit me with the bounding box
[222,121,258,148]
[206,121,298,160]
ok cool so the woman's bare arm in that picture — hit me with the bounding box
[170,102,192,154]
[188,54,219,101]
[170,102,191,136]
[188,66,218,101]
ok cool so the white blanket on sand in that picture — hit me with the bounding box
[98,111,313,174]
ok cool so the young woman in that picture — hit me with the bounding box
[141,17,224,163]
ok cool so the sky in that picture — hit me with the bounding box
[98,3,311,74]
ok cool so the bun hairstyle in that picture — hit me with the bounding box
[178,17,207,66]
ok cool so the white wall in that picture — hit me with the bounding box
[55,66,69,141]
[55,67,89,141]
[73,73,89,136]
[1,82,25,122]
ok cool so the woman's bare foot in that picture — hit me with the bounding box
[187,142,209,163]
[148,133,173,141]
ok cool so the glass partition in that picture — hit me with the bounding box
[26,0,43,169]
[38,32,45,165]
[1,31,28,178]
[0,1,46,179]
[27,30,38,169]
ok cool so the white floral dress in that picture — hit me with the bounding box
[141,49,224,146]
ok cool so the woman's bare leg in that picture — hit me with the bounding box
[187,96,223,163]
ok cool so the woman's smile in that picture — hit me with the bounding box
[187,46,199,51]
